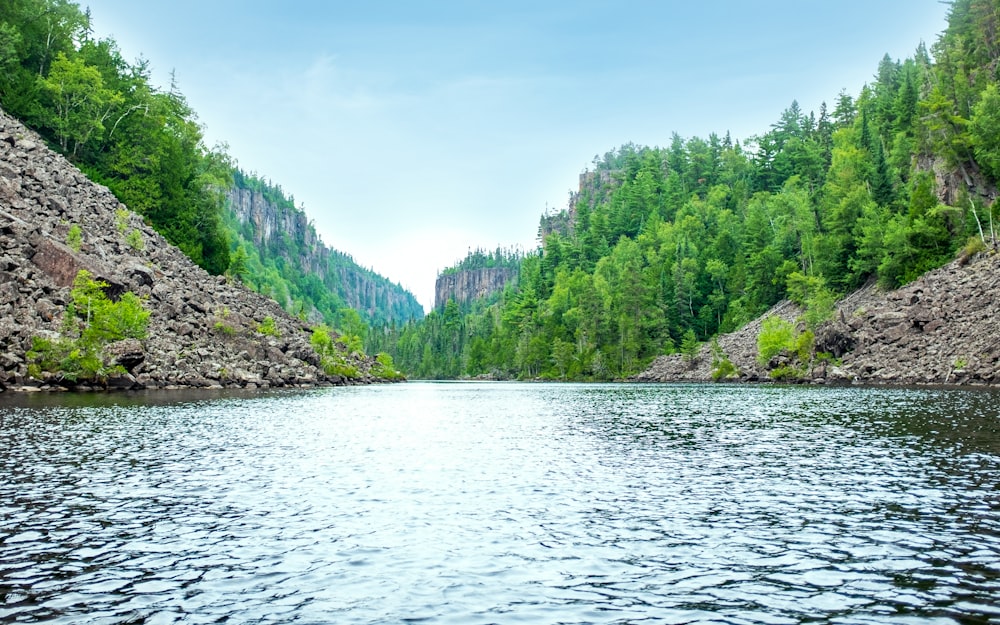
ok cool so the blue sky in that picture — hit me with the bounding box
[82,1,950,311]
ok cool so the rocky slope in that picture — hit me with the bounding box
[635,251,1000,386]
[0,108,392,392]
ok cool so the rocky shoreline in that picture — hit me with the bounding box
[0,109,394,393]
[635,250,1000,387]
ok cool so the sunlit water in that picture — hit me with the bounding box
[1,382,999,624]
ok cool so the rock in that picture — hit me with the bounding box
[105,372,138,389]
[104,339,145,372]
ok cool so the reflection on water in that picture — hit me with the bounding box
[1,383,998,624]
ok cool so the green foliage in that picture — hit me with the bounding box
[115,207,130,233]
[757,316,797,365]
[439,247,523,276]
[310,325,361,379]
[27,270,149,382]
[255,316,280,337]
[960,235,987,260]
[680,329,700,363]
[970,83,1000,180]
[213,321,236,336]
[786,272,836,330]
[66,223,82,252]
[372,352,405,381]
[125,228,144,251]
[211,306,236,335]
[710,338,738,381]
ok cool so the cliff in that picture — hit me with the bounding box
[0,108,393,392]
[227,184,423,325]
[434,266,517,309]
[635,250,1000,386]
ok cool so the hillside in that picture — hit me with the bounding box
[0,109,398,392]
[636,250,1000,385]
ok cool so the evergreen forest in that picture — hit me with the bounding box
[371,0,1000,380]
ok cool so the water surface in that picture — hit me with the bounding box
[1,383,998,623]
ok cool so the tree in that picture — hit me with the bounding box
[38,51,120,154]
[970,83,1000,180]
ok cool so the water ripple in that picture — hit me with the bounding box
[1,383,999,623]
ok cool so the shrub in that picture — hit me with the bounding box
[372,352,405,381]
[66,224,82,252]
[255,316,280,337]
[115,207,130,234]
[757,316,797,365]
[125,229,144,251]
[710,337,738,381]
[311,325,361,379]
[958,236,986,265]
[27,270,149,382]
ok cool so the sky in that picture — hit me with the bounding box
[81,1,951,312]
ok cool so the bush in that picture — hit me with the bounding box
[27,270,149,382]
[757,316,797,365]
[710,337,738,381]
[255,316,280,337]
[372,352,405,381]
[66,224,82,252]
[311,325,362,380]
[125,229,144,251]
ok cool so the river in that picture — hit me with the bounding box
[1,382,998,623]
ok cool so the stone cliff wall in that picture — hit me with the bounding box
[435,267,517,309]
[225,187,422,323]
[0,109,388,392]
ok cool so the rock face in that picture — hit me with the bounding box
[434,267,517,309]
[227,187,423,324]
[635,252,1000,387]
[0,108,390,392]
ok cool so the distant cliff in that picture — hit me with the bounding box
[226,180,423,326]
[435,266,518,309]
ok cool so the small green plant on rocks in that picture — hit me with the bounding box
[255,316,281,337]
[27,270,149,383]
[125,228,144,251]
[66,224,82,252]
[757,316,814,381]
[115,207,130,233]
[310,325,361,379]
[710,337,738,381]
[212,307,237,336]
[372,352,405,381]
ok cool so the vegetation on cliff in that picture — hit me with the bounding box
[227,170,424,327]
[378,0,999,381]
